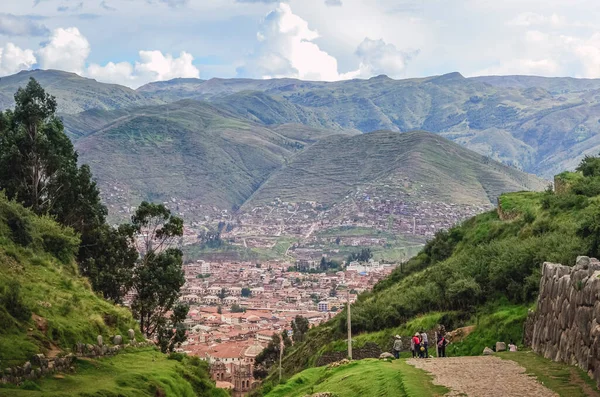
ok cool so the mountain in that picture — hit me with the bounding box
[0,70,156,114]
[138,73,600,178]
[244,130,546,208]
[68,100,306,212]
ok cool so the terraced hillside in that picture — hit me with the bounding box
[245,130,546,208]
[139,73,600,178]
[71,100,304,210]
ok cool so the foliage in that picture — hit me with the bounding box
[157,302,189,354]
[291,315,309,343]
[0,348,228,397]
[0,281,31,323]
[346,248,373,263]
[231,303,245,313]
[576,154,600,177]
[129,201,185,337]
[241,287,252,297]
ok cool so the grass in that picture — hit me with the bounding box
[0,348,228,397]
[0,197,139,367]
[498,351,600,397]
[265,358,448,397]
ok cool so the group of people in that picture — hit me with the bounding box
[392,331,449,359]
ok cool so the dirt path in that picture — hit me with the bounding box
[407,356,558,397]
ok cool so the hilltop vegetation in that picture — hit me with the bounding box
[256,156,600,391]
[246,130,545,208]
[0,195,137,367]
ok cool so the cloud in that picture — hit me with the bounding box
[237,3,342,80]
[507,12,566,28]
[0,43,37,75]
[237,3,418,81]
[0,13,49,36]
[100,1,116,11]
[87,50,200,88]
[344,38,418,79]
[324,0,342,6]
[146,0,189,7]
[36,27,90,74]
[57,2,83,13]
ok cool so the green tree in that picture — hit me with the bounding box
[0,79,135,302]
[577,155,600,177]
[157,302,189,353]
[231,304,245,313]
[578,205,600,258]
[241,287,252,297]
[129,202,185,337]
[78,224,138,303]
[291,315,309,343]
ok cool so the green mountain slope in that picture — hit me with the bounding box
[262,164,599,387]
[0,70,156,114]
[70,100,301,211]
[245,130,546,208]
[138,73,600,178]
[0,196,225,397]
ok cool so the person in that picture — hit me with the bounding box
[393,335,402,359]
[420,331,429,358]
[508,340,518,352]
[438,335,448,357]
[410,333,416,358]
[412,333,420,358]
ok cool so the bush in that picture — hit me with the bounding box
[1,281,31,322]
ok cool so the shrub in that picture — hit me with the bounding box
[1,281,32,322]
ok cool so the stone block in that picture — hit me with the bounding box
[483,347,494,355]
[113,335,123,345]
[496,342,506,352]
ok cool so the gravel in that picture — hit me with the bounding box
[407,356,558,397]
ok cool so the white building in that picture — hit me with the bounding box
[317,301,329,312]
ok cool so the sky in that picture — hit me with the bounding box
[2,0,600,88]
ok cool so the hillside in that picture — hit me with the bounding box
[245,130,546,208]
[0,195,225,396]
[69,100,302,212]
[137,73,600,178]
[0,70,156,114]
[258,159,600,390]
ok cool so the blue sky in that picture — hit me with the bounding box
[1,0,600,88]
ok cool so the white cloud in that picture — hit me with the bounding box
[0,13,48,36]
[238,3,417,81]
[342,38,418,79]
[86,50,200,88]
[507,12,567,28]
[0,42,36,75]
[36,27,90,74]
[476,58,560,76]
[238,3,341,80]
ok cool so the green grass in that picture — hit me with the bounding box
[0,348,228,397]
[498,351,599,397]
[0,197,139,367]
[265,358,448,397]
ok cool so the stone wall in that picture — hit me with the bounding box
[315,342,382,367]
[527,256,600,386]
[0,331,155,385]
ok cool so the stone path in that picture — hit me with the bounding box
[407,356,558,397]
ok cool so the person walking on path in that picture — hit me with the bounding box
[438,335,448,357]
[420,331,429,358]
[412,333,420,358]
[393,335,402,359]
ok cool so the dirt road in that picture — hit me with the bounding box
[407,356,557,397]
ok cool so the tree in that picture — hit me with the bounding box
[78,224,138,303]
[129,202,185,337]
[217,288,226,300]
[577,155,600,177]
[231,304,245,313]
[291,315,309,343]
[0,79,135,302]
[217,305,222,314]
[578,206,600,258]
[320,256,328,271]
[241,287,252,298]
[157,302,189,353]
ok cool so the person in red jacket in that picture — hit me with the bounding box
[412,333,421,358]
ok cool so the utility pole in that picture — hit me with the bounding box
[347,290,352,360]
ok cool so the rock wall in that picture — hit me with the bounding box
[315,342,382,367]
[528,256,600,386]
[0,332,154,385]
